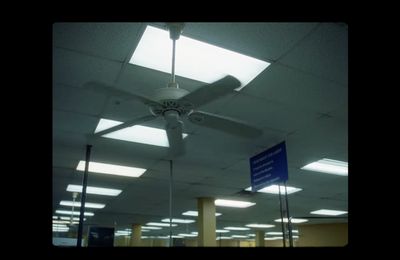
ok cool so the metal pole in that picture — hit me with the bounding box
[284,182,293,247]
[278,184,286,247]
[77,144,92,247]
[171,40,176,84]
[169,160,173,247]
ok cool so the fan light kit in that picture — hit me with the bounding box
[85,23,263,157]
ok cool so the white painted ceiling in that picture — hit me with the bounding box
[53,22,347,236]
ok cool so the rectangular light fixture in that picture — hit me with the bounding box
[55,210,94,216]
[53,224,68,228]
[141,226,162,230]
[215,199,255,208]
[216,236,232,240]
[53,220,79,225]
[265,237,283,240]
[60,200,106,209]
[310,209,348,216]
[161,218,195,224]
[274,218,308,223]
[95,118,188,147]
[182,210,222,217]
[53,216,58,219]
[224,227,250,231]
[67,184,122,196]
[53,228,69,232]
[266,232,283,235]
[146,222,177,227]
[76,160,146,178]
[301,158,348,176]
[245,185,302,195]
[245,224,275,228]
[59,216,86,221]
[129,25,271,91]
[178,233,197,237]
[216,230,230,233]
[231,235,249,238]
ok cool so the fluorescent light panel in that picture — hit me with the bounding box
[55,210,94,216]
[301,158,348,176]
[129,25,270,91]
[67,184,122,196]
[60,200,105,209]
[141,226,162,230]
[161,218,195,224]
[217,236,232,240]
[224,227,250,231]
[146,222,177,227]
[245,185,302,194]
[231,235,249,238]
[95,118,188,147]
[310,209,348,216]
[59,216,85,221]
[245,224,275,228]
[76,160,146,178]
[216,230,230,233]
[274,218,308,223]
[215,199,255,208]
[182,210,222,217]
[178,233,197,237]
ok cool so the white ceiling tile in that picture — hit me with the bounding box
[242,63,347,115]
[53,48,122,88]
[53,84,107,116]
[184,22,318,61]
[53,22,144,62]
[279,23,348,86]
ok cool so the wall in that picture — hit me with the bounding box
[296,223,348,247]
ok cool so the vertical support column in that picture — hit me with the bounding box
[130,224,142,247]
[197,197,216,247]
[255,230,265,247]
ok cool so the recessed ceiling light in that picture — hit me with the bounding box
[264,237,283,240]
[231,235,249,238]
[182,210,222,217]
[215,199,255,208]
[266,232,283,235]
[245,185,302,195]
[55,210,94,216]
[60,200,106,209]
[66,184,122,196]
[59,216,86,221]
[141,226,162,230]
[216,230,230,233]
[53,224,68,228]
[274,218,308,223]
[129,25,271,91]
[245,224,275,228]
[310,209,348,216]
[223,227,250,231]
[161,218,195,224]
[94,118,188,147]
[53,220,79,225]
[301,158,348,176]
[216,236,232,240]
[178,233,197,237]
[172,235,184,238]
[76,160,146,178]
[146,222,177,227]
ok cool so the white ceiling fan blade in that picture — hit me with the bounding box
[83,81,160,106]
[180,75,241,108]
[94,115,156,137]
[188,111,262,138]
[165,111,185,157]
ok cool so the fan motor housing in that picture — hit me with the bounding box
[149,87,194,116]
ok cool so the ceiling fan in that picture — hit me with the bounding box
[84,23,262,157]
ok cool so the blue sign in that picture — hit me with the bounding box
[249,141,288,192]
